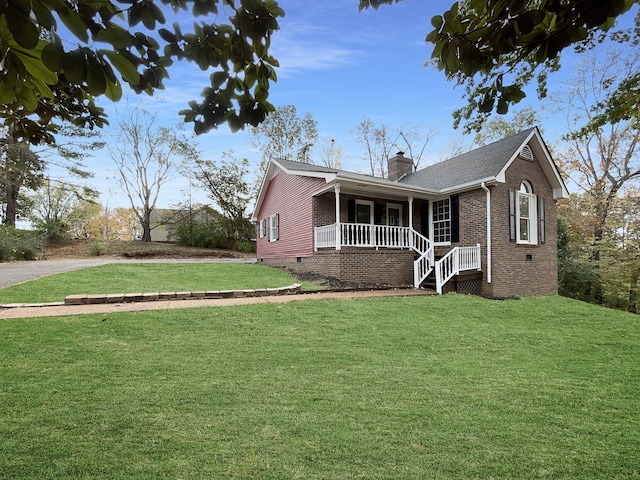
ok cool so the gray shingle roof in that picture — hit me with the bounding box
[274,157,381,182]
[399,127,536,191]
[274,158,340,175]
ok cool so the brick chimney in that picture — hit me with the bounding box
[387,151,413,181]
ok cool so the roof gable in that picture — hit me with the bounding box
[399,127,568,198]
[399,128,536,191]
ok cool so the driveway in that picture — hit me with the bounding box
[0,257,257,289]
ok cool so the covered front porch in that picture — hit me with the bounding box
[311,183,482,292]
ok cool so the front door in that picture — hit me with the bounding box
[387,204,402,227]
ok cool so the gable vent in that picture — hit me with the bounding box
[519,145,534,161]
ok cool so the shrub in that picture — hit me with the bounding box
[36,218,71,244]
[90,241,108,256]
[0,226,45,262]
[175,222,227,249]
[235,239,255,253]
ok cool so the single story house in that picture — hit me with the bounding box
[253,127,569,297]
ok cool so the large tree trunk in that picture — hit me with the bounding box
[141,210,152,242]
[4,183,19,227]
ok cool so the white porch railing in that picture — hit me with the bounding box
[314,223,435,288]
[412,229,434,288]
[314,223,337,250]
[435,244,482,294]
[314,223,413,249]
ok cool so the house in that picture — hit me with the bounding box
[252,127,569,297]
[149,206,221,242]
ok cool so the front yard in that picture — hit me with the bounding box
[1,295,639,479]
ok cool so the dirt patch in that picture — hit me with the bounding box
[45,239,254,260]
[293,271,406,290]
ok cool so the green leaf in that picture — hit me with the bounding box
[57,4,89,43]
[41,43,65,72]
[63,49,88,84]
[6,4,39,49]
[17,84,38,111]
[104,51,140,85]
[516,10,545,34]
[13,47,58,85]
[158,28,176,42]
[103,77,123,101]
[496,97,509,114]
[86,53,107,95]
[211,71,228,88]
[95,26,132,49]
[32,2,56,29]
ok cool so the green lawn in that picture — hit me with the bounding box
[1,295,639,479]
[0,263,322,303]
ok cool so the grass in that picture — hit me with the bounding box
[1,295,639,479]
[0,263,322,303]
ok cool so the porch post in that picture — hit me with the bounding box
[408,196,414,248]
[334,183,341,251]
[408,196,414,230]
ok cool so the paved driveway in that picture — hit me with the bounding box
[0,257,256,289]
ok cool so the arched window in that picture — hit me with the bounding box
[517,181,537,244]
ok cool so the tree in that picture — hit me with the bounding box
[552,48,640,305]
[26,178,98,242]
[553,47,640,250]
[191,151,253,250]
[0,0,284,145]
[352,119,435,176]
[397,125,438,171]
[252,105,319,174]
[360,0,638,132]
[0,135,44,226]
[317,138,344,169]
[108,109,195,242]
[473,107,541,146]
[353,118,398,177]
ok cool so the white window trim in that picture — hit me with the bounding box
[516,182,538,245]
[268,214,279,242]
[355,199,374,224]
[258,219,266,238]
[431,198,451,246]
[386,203,403,227]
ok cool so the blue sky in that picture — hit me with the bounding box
[66,0,636,209]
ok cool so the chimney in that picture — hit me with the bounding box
[387,151,413,181]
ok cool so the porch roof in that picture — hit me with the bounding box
[272,157,439,199]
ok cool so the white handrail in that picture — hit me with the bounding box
[435,244,481,294]
[411,229,434,288]
[314,224,337,250]
[314,222,436,289]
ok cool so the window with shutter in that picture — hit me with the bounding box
[516,181,537,245]
[268,214,279,242]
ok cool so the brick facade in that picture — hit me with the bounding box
[256,136,563,297]
[260,248,415,287]
[486,155,559,297]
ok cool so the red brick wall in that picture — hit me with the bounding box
[261,248,415,287]
[255,171,326,259]
[486,155,559,297]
